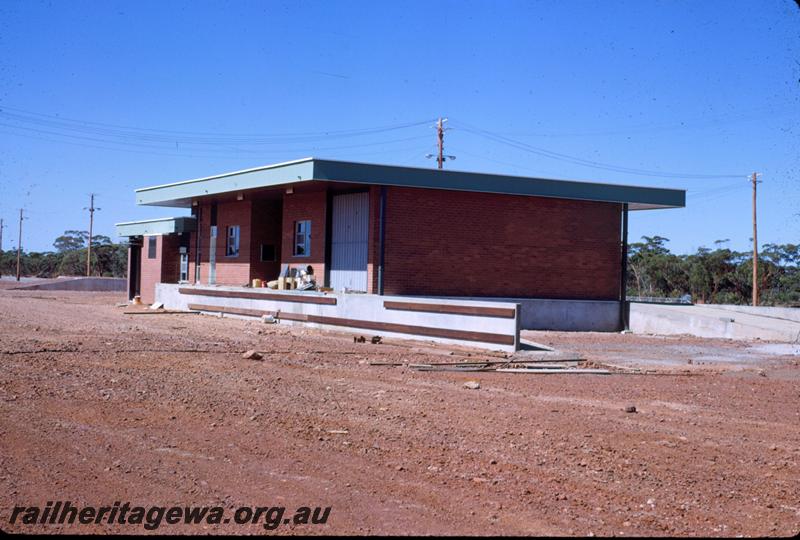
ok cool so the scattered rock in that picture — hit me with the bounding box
[242,350,263,360]
[624,405,637,413]
[370,336,382,344]
[354,336,366,343]
[464,381,481,390]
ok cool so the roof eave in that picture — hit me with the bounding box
[132,157,686,210]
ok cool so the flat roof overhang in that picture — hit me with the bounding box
[115,216,197,238]
[133,157,686,211]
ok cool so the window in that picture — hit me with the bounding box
[293,220,311,257]
[147,236,157,259]
[260,244,276,262]
[226,225,240,257]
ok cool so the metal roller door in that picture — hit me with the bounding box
[330,192,369,292]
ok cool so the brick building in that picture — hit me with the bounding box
[116,158,684,331]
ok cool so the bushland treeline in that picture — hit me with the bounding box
[628,236,799,306]
[0,230,127,279]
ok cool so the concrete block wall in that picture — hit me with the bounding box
[380,186,622,300]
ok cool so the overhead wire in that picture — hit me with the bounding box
[450,118,749,180]
[0,106,436,145]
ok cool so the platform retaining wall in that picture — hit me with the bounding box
[155,284,521,352]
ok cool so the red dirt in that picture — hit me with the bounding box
[1,289,798,536]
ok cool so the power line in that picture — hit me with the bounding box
[450,119,748,179]
[0,107,436,145]
[475,102,796,139]
[0,122,433,159]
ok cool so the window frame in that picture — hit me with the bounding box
[225,225,240,257]
[293,220,311,257]
[147,236,157,259]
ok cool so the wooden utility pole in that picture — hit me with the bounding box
[751,172,761,306]
[0,218,4,278]
[426,117,455,168]
[85,193,100,276]
[16,209,23,281]
[437,117,444,169]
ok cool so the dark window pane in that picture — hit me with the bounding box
[260,244,275,262]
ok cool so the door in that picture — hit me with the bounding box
[330,192,369,292]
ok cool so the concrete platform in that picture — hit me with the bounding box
[629,302,800,342]
[156,284,522,352]
[10,276,126,292]
[435,296,621,331]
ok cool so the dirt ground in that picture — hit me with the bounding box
[0,287,798,536]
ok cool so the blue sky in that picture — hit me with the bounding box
[1,0,798,253]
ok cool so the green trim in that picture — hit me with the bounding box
[135,158,314,207]
[115,216,196,237]
[133,158,685,210]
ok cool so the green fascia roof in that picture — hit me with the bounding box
[134,157,685,211]
[115,216,197,237]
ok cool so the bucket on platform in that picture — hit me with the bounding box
[252,278,262,288]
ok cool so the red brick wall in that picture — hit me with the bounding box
[281,188,327,282]
[249,198,283,282]
[139,235,181,304]
[139,235,161,304]
[193,200,252,286]
[160,235,182,284]
[366,186,381,294]
[380,187,622,300]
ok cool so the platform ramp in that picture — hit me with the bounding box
[629,302,800,342]
[11,277,126,292]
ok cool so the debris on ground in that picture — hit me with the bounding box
[371,335,383,344]
[242,350,263,360]
[1,288,798,537]
[463,381,481,389]
[354,336,366,343]
[625,405,637,413]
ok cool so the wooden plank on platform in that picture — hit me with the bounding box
[383,300,516,319]
[306,314,515,346]
[179,287,337,305]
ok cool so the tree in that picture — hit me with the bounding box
[53,230,89,252]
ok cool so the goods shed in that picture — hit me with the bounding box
[116,158,684,347]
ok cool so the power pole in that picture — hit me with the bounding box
[751,172,761,306]
[0,218,5,279]
[16,209,23,281]
[437,117,445,169]
[85,193,100,276]
[426,117,455,169]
